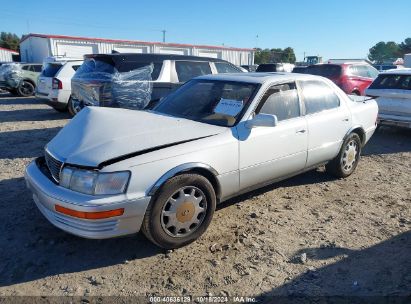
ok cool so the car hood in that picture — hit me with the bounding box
[46,107,226,167]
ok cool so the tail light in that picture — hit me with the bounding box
[52,78,62,90]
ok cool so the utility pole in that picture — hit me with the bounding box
[162,30,166,43]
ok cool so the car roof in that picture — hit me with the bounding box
[84,53,231,63]
[197,72,321,84]
[380,68,411,75]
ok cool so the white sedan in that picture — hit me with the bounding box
[25,73,378,249]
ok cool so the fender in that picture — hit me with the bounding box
[341,125,366,149]
[148,162,220,197]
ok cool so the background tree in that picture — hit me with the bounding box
[0,32,20,51]
[399,38,411,56]
[255,47,296,64]
[368,41,401,63]
[281,47,296,63]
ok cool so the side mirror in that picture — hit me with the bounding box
[245,113,278,129]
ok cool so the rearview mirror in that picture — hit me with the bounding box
[245,114,278,129]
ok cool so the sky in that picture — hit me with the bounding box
[1,0,410,61]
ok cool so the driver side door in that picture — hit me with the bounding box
[236,82,308,190]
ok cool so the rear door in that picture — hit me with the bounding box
[299,79,351,167]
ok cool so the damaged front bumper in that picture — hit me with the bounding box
[24,158,151,239]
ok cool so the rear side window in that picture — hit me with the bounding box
[348,65,368,78]
[72,65,81,71]
[32,65,42,73]
[215,62,241,73]
[369,74,411,90]
[42,63,63,77]
[257,82,300,121]
[175,61,212,82]
[117,61,163,80]
[348,65,378,79]
[300,80,340,114]
[21,65,29,71]
[305,65,342,78]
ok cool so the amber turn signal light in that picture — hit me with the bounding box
[55,205,124,219]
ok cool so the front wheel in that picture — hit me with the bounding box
[142,174,216,249]
[68,97,83,117]
[326,133,361,178]
[17,81,35,97]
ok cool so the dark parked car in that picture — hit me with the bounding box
[241,64,258,72]
[292,66,307,73]
[256,63,286,72]
[70,53,243,116]
[304,63,379,95]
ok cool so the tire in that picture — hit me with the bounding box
[68,97,83,117]
[17,81,35,97]
[142,174,216,249]
[326,133,362,178]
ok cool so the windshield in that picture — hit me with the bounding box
[154,79,258,127]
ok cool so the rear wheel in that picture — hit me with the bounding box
[142,174,216,249]
[68,97,83,116]
[17,81,35,97]
[326,133,361,178]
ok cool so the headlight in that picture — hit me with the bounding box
[60,166,130,195]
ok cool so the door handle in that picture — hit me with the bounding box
[342,117,350,122]
[296,129,306,134]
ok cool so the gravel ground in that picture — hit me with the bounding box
[0,93,410,299]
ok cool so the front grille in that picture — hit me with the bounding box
[45,150,63,182]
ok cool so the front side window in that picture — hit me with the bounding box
[154,79,258,127]
[215,62,242,74]
[175,61,212,82]
[300,80,340,114]
[256,83,300,121]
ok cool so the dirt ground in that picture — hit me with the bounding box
[0,93,410,300]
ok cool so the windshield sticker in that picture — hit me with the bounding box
[214,98,244,116]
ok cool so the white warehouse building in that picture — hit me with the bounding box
[20,33,254,65]
[0,47,19,62]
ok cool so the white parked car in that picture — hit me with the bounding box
[25,73,378,249]
[366,68,411,128]
[36,58,83,113]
